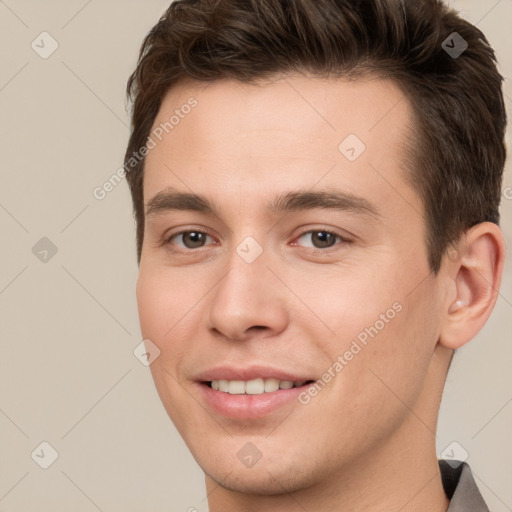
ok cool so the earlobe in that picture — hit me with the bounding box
[439,222,505,350]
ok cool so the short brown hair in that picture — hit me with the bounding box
[124,0,507,271]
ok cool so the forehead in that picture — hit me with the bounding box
[143,73,420,221]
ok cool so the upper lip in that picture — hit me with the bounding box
[194,364,315,383]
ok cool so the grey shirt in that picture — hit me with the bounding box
[440,460,489,511]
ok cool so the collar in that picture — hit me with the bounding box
[439,460,489,511]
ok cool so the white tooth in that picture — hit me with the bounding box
[228,380,246,394]
[245,378,265,394]
[214,378,303,394]
[264,378,280,392]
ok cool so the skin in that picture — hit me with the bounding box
[136,73,505,512]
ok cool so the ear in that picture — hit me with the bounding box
[439,222,506,349]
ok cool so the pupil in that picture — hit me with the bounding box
[186,232,204,248]
[314,231,335,248]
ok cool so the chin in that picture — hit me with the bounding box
[197,446,325,496]
[207,466,317,496]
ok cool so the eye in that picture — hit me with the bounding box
[294,229,349,250]
[166,230,215,250]
[161,228,350,252]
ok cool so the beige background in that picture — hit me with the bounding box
[0,0,510,510]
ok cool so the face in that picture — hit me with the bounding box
[136,74,447,494]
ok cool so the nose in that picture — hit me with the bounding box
[207,244,289,342]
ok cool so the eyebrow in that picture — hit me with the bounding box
[145,187,380,219]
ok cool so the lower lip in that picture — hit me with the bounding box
[197,382,308,419]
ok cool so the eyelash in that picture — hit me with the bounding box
[161,228,351,253]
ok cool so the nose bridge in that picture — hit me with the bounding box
[207,236,287,340]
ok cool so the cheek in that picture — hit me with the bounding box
[136,270,202,432]
[136,265,202,337]
[135,267,205,378]
[136,273,168,342]
[345,287,439,414]
[291,264,401,346]
[305,264,436,399]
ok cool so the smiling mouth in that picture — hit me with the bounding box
[204,378,316,395]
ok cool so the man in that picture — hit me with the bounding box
[123,0,507,510]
